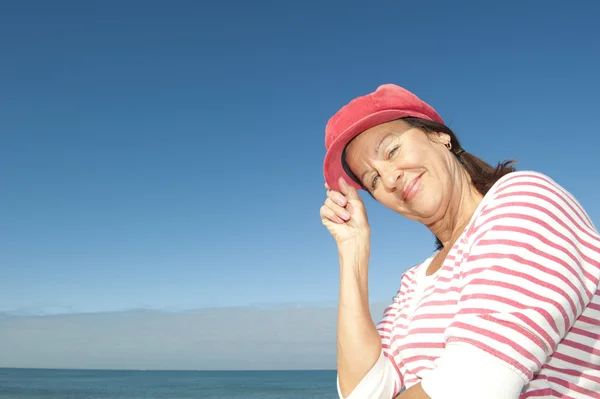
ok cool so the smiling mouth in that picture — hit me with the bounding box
[402,173,425,201]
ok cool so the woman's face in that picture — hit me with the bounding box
[345,119,459,225]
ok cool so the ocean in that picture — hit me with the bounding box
[0,368,338,398]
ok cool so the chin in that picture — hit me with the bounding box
[403,198,443,221]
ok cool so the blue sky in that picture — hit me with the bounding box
[1,0,600,369]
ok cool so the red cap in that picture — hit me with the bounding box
[323,84,444,191]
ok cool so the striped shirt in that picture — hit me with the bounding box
[340,171,600,399]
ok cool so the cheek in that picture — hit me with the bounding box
[414,179,445,212]
[399,142,429,167]
[424,177,445,201]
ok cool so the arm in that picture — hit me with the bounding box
[396,383,428,399]
[337,240,384,397]
[321,178,401,398]
[336,246,408,398]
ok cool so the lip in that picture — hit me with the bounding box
[402,173,424,201]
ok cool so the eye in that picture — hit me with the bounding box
[371,174,379,190]
[387,146,399,159]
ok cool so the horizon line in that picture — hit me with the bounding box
[0,366,337,372]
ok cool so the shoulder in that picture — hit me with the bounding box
[405,252,437,283]
[487,170,567,198]
[474,170,593,228]
[398,262,423,290]
[466,170,598,248]
[390,254,437,299]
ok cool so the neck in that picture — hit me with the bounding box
[428,173,483,248]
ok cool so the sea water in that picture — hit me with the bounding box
[0,368,338,398]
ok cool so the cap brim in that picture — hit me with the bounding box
[323,109,436,192]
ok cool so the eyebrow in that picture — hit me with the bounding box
[375,134,393,155]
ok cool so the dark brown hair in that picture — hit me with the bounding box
[341,117,517,250]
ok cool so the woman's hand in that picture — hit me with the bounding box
[320,177,371,247]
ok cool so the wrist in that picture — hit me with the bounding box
[338,240,371,259]
[338,235,370,254]
[338,238,370,273]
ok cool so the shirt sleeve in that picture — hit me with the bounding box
[337,350,398,399]
[421,172,600,398]
[421,342,524,399]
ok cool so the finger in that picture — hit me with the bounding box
[320,205,345,224]
[324,182,330,190]
[338,177,360,200]
[326,188,347,206]
[325,198,351,220]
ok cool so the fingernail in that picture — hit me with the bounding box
[342,211,350,220]
[340,177,347,185]
[337,198,346,206]
[337,217,345,223]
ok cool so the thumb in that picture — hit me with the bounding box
[339,177,361,201]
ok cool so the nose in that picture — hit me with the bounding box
[379,164,403,192]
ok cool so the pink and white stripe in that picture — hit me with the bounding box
[372,171,600,398]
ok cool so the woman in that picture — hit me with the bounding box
[320,84,600,399]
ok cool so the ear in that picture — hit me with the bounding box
[431,132,451,146]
